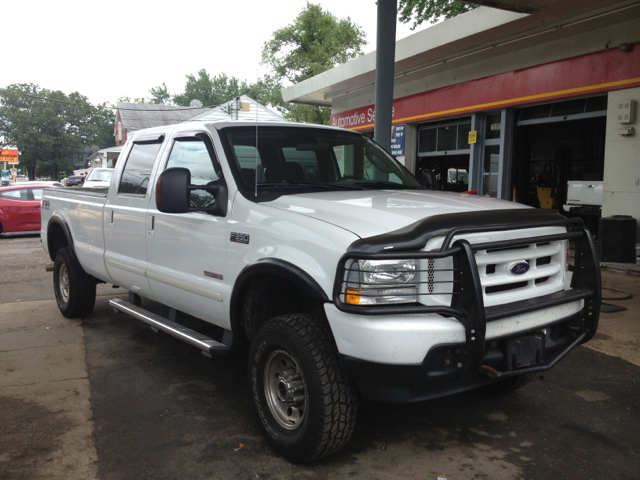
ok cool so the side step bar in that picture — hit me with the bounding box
[109,298,231,356]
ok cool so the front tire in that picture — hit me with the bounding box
[53,247,96,318]
[249,314,358,462]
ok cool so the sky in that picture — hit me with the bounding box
[3,0,431,107]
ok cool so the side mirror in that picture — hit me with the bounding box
[156,167,228,216]
[421,169,434,190]
[156,168,190,213]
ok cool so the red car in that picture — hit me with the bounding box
[0,185,52,235]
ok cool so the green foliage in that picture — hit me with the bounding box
[173,71,249,107]
[261,2,366,124]
[262,2,366,83]
[399,0,477,28]
[117,96,149,104]
[90,104,117,149]
[0,84,114,180]
[148,83,172,105]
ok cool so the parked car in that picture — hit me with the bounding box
[64,176,85,187]
[0,185,52,235]
[83,168,114,188]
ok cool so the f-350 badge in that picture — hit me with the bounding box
[230,232,250,244]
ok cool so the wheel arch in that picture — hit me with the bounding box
[46,215,77,263]
[230,259,330,345]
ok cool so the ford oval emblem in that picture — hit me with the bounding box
[509,262,530,275]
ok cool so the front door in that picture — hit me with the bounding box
[145,132,229,326]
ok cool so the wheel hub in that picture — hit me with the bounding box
[59,264,70,302]
[264,351,307,430]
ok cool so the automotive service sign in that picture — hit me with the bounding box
[0,149,19,164]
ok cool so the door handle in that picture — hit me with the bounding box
[108,210,114,229]
[147,215,155,238]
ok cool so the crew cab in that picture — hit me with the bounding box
[41,120,601,462]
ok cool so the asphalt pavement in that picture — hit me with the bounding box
[1,233,639,480]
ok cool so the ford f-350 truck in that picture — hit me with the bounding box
[41,120,600,462]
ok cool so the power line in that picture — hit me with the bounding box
[0,87,221,112]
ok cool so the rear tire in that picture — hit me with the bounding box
[249,313,358,462]
[479,373,535,394]
[53,247,96,318]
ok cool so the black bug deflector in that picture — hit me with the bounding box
[333,209,601,385]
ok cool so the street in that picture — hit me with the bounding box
[1,233,639,480]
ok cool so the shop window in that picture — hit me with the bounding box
[518,96,607,124]
[418,121,471,154]
[437,125,457,151]
[485,114,502,140]
[551,99,585,117]
[520,104,552,121]
[483,145,500,197]
[457,123,472,150]
[418,128,437,153]
[585,96,608,112]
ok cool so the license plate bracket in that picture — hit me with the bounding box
[506,333,545,369]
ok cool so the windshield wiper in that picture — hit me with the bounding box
[353,181,424,190]
[258,181,364,191]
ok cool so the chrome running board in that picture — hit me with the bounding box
[109,298,231,356]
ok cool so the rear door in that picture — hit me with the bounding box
[145,131,229,325]
[104,135,165,299]
[0,188,32,232]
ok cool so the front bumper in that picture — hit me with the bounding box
[330,209,601,402]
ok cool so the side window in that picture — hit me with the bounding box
[165,138,219,207]
[31,188,44,200]
[0,189,29,200]
[118,141,163,195]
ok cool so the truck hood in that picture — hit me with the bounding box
[264,190,527,239]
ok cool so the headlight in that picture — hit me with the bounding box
[344,259,418,305]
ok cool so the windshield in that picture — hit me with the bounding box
[220,126,422,200]
[87,169,113,182]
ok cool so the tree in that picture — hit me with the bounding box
[261,2,366,124]
[0,84,113,180]
[398,0,477,29]
[148,83,172,105]
[173,70,249,107]
[89,103,117,149]
[117,96,149,104]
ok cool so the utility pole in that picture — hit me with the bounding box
[373,0,397,153]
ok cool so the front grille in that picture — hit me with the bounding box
[419,227,568,309]
[474,240,564,306]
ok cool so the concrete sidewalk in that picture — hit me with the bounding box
[585,269,640,367]
[0,300,98,479]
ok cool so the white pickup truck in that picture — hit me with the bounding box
[41,120,601,462]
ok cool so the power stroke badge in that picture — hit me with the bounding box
[230,232,250,244]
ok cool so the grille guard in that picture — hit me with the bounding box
[333,209,601,382]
